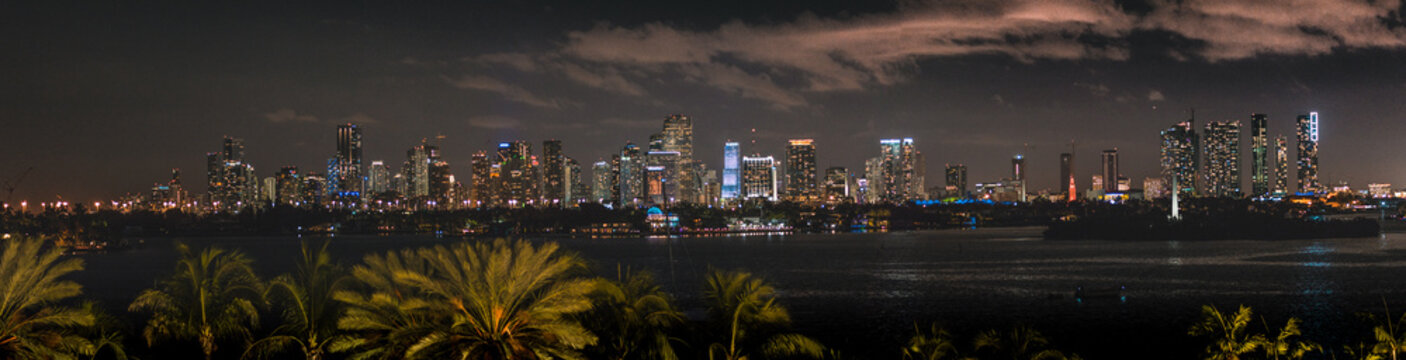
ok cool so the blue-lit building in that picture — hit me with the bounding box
[721,141,741,203]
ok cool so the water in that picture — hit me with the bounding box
[70,227,1406,359]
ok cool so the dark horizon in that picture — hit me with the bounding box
[5,0,1406,202]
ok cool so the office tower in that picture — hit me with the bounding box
[701,169,720,207]
[1059,153,1075,201]
[742,155,778,201]
[1160,118,1198,197]
[658,114,699,203]
[469,152,491,206]
[608,154,621,206]
[542,140,565,204]
[206,136,256,208]
[824,167,849,204]
[785,139,818,202]
[262,177,277,203]
[403,142,431,198]
[367,161,390,196]
[335,124,364,197]
[945,164,967,197]
[1249,114,1269,196]
[618,142,644,207]
[721,141,741,203]
[562,157,583,204]
[646,150,682,205]
[428,156,451,201]
[592,161,612,204]
[1012,155,1025,181]
[1274,136,1289,195]
[302,172,326,207]
[1203,121,1241,197]
[1297,112,1320,193]
[275,166,302,206]
[879,138,918,203]
[222,136,244,162]
[167,168,185,204]
[644,166,669,206]
[864,157,885,204]
[206,152,222,199]
[1143,177,1168,199]
[496,141,536,206]
[911,151,926,200]
[1100,149,1119,193]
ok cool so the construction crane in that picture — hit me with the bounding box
[3,167,34,205]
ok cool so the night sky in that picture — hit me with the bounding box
[5,0,1406,202]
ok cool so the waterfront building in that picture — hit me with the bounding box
[1204,121,1242,197]
[618,142,644,207]
[542,140,565,205]
[495,141,537,206]
[879,138,920,203]
[721,141,741,203]
[275,166,301,206]
[334,123,364,199]
[1250,114,1269,196]
[785,139,818,203]
[945,164,967,198]
[592,161,612,204]
[1274,136,1289,196]
[742,155,778,201]
[469,152,491,207]
[1160,118,1198,197]
[824,167,849,204]
[1100,149,1119,193]
[1297,112,1320,193]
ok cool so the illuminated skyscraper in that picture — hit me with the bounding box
[302,172,326,207]
[646,151,682,205]
[1059,153,1075,201]
[1011,155,1025,181]
[945,164,967,197]
[785,139,818,202]
[661,114,699,202]
[741,155,778,201]
[367,161,390,196]
[470,152,491,206]
[564,157,586,204]
[1203,121,1241,197]
[1297,112,1320,193]
[879,138,918,203]
[275,166,302,206]
[1100,149,1119,193]
[335,124,364,198]
[1249,114,1269,196]
[864,157,884,204]
[592,161,612,204]
[402,142,430,198]
[1160,118,1198,197]
[1274,136,1289,195]
[542,140,565,205]
[721,141,741,202]
[495,141,536,206]
[618,142,644,207]
[824,167,849,204]
[207,136,256,208]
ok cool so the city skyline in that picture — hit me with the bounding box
[7,1,1406,201]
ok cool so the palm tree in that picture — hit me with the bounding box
[1366,302,1406,360]
[244,241,350,360]
[581,265,684,360]
[702,268,824,360]
[330,248,437,360]
[1188,305,1265,360]
[902,323,959,360]
[0,237,97,359]
[129,242,264,360]
[1261,317,1320,360]
[972,325,1076,360]
[397,239,599,359]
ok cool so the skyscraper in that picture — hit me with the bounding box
[1160,119,1198,197]
[275,166,301,206]
[1249,114,1269,196]
[542,140,565,205]
[207,136,255,208]
[741,155,778,201]
[403,142,430,199]
[335,124,364,198]
[660,114,698,202]
[945,164,967,198]
[618,142,644,207]
[785,139,818,202]
[721,141,741,203]
[1011,155,1025,181]
[1274,136,1289,195]
[879,138,918,203]
[824,167,849,204]
[1297,112,1320,193]
[864,157,884,204]
[1100,149,1119,193]
[470,152,491,207]
[592,161,612,204]
[496,141,536,206]
[1059,153,1075,201]
[1203,121,1242,197]
[368,161,390,196]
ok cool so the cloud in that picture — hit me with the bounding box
[599,117,660,128]
[263,108,319,123]
[467,115,522,129]
[1073,82,1111,97]
[446,75,564,109]
[1141,0,1406,61]
[1148,89,1166,101]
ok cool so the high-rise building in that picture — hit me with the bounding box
[660,114,698,203]
[262,177,277,203]
[864,157,884,204]
[1296,112,1320,193]
[1059,153,1075,201]
[1143,177,1168,199]
[608,154,621,206]
[1274,136,1289,196]
[784,139,818,202]
[335,124,364,198]
[206,136,256,209]
[824,167,849,204]
[1011,155,1025,181]
[592,161,612,204]
[302,172,326,207]
[618,142,644,207]
[646,151,682,205]
[945,164,967,198]
[470,152,491,207]
[701,169,720,207]
[403,142,431,199]
[275,166,302,206]
[1249,114,1269,196]
[879,138,919,203]
[741,155,777,201]
[542,140,565,205]
[1160,119,1198,197]
[495,141,537,206]
[721,141,741,203]
[1100,149,1119,193]
[1203,121,1241,197]
[367,161,390,196]
[565,157,587,205]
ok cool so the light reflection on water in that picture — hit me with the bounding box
[69,228,1406,359]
